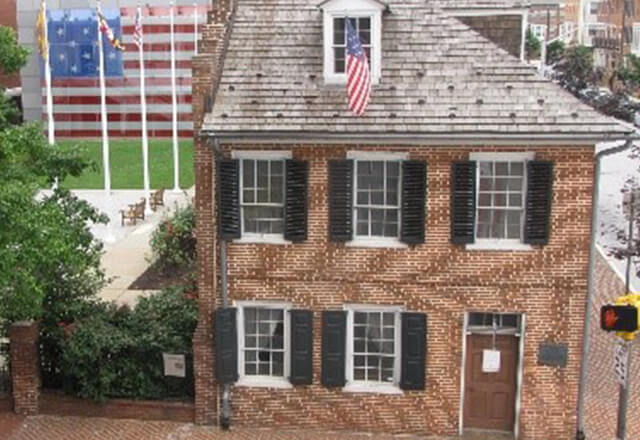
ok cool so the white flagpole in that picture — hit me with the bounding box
[138,4,152,215]
[42,1,54,146]
[97,1,115,243]
[170,0,180,193]
[193,2,198,56]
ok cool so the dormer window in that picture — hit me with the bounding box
[319,0,386,85]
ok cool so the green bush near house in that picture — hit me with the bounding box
[149,204,196,274]
[59,285,198,401]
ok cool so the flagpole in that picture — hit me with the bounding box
[42,0,54,146]
[138,4,152,216]
[170,0,180,193]
[193,2,198,56]
[97,0,115,243]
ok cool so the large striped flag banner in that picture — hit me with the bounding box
[43,4,208,138]
[345,18,371,116]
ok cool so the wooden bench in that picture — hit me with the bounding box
[150,188,165,211]
[120,198,146,226]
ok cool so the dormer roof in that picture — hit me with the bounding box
[317,0,390,12]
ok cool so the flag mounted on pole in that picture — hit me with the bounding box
[98,11,125,51]
[346,18,371,116]
[36,0,55,146]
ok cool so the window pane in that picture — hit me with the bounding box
[371,191,384,205]
[271,160,283,176]
[334,48,345,73]
[507,210,522,239]
[383,222,397,237]
[511,162,524,176]
[246,363,257,375]
[383,327,394,339]
[354,338,365,353]
[387,161,399,177]
[242,160,254,188]
[246,351,256,362]
[371,162,384,187]
[479,162,492,176]
[357,190,368,205]
[495,178,508,191]
[491,210,507,239]
[358,17,371,31]
[355,312,367,324]
[495,162,509,175]
[509,194,522,207]
[479,177,493,191]
[508,177,523,191]
[359,29,371,45]
[334,18,345,45]
[243,189,254,204]
[354,367,365,380]
[493,193,506,207]
[478,193,491,207]
[270,176,283,204]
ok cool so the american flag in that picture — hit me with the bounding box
[43,5,207,138]
[346,19,371,116]
[133,6,143,49]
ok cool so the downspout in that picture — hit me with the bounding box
[212,136,232,430]
[576,136,634,440]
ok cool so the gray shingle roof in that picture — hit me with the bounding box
[201,0,631,140]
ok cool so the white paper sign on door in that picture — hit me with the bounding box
[162,353,186,378]
[482,349,501,373]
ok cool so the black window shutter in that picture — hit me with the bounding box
[218,159,241,240]
[328,159,353,242]
[450,161,476,244]
[524,160,554,245]
[215,308,238,384]
[321,310,346,387]
[284,160,308,242]
[400,312,426,390]
[401,160,427,245]
[289,310,313,385]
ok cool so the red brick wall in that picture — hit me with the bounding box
[0,0,19,89]
[191,0,234,425]
[583,249,640,439]
[9,321,39,416]
[193,140,595,438]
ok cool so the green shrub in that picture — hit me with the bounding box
[60,285,197,401]
[149,204,196,274]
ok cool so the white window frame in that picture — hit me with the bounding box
[466,152,534,252]
[346,151,408,248]
[343,304,404,394]
[235,300,293,389]
[321,0,383,85]
[632,24,640,55]
[530,24,546,41]
[232,150,292,245]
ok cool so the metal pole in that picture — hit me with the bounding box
[170,0,180,193]
[616,192,635,440]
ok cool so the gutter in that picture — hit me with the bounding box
[199,130,634,145]
[576,136,636,440]
[211,137,232,430]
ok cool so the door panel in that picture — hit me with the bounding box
[463,334,518,431]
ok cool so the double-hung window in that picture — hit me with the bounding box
[321,0,384,84]
[233,151,292,243]
[470,152,533,249]
[236,302,291,388]
[344,305,402,393]
[354,157,401,240]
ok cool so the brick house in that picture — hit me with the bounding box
[191,0,632,438]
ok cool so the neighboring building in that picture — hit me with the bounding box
[0,0,20,89]
[191,0,631,439]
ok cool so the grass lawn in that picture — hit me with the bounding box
[57,139,194,190]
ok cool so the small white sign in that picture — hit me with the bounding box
[482,349,501,373]
[162,353,186,378]
[614,340,630,387]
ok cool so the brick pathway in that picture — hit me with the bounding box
[1,414,513,440]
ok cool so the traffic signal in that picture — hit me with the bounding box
[600,305,639,332]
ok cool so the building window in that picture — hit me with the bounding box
[233,151,291,243]
[332,17,371,74]
[354,160,400,239]
[589,0,600,15]
[470,152,534,248]
[530,24,546,41]
[321,0,385,85]
[345,305,401,392]
[237,302,291,387]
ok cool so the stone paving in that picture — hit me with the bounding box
[1,414,513,440]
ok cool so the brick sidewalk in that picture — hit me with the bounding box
[0,414,518,440]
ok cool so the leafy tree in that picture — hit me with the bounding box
[525,29,541,60]
[546,40,565,65]
[553,45,600,95]
[615,53,640,92]
[0,26,29,129]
